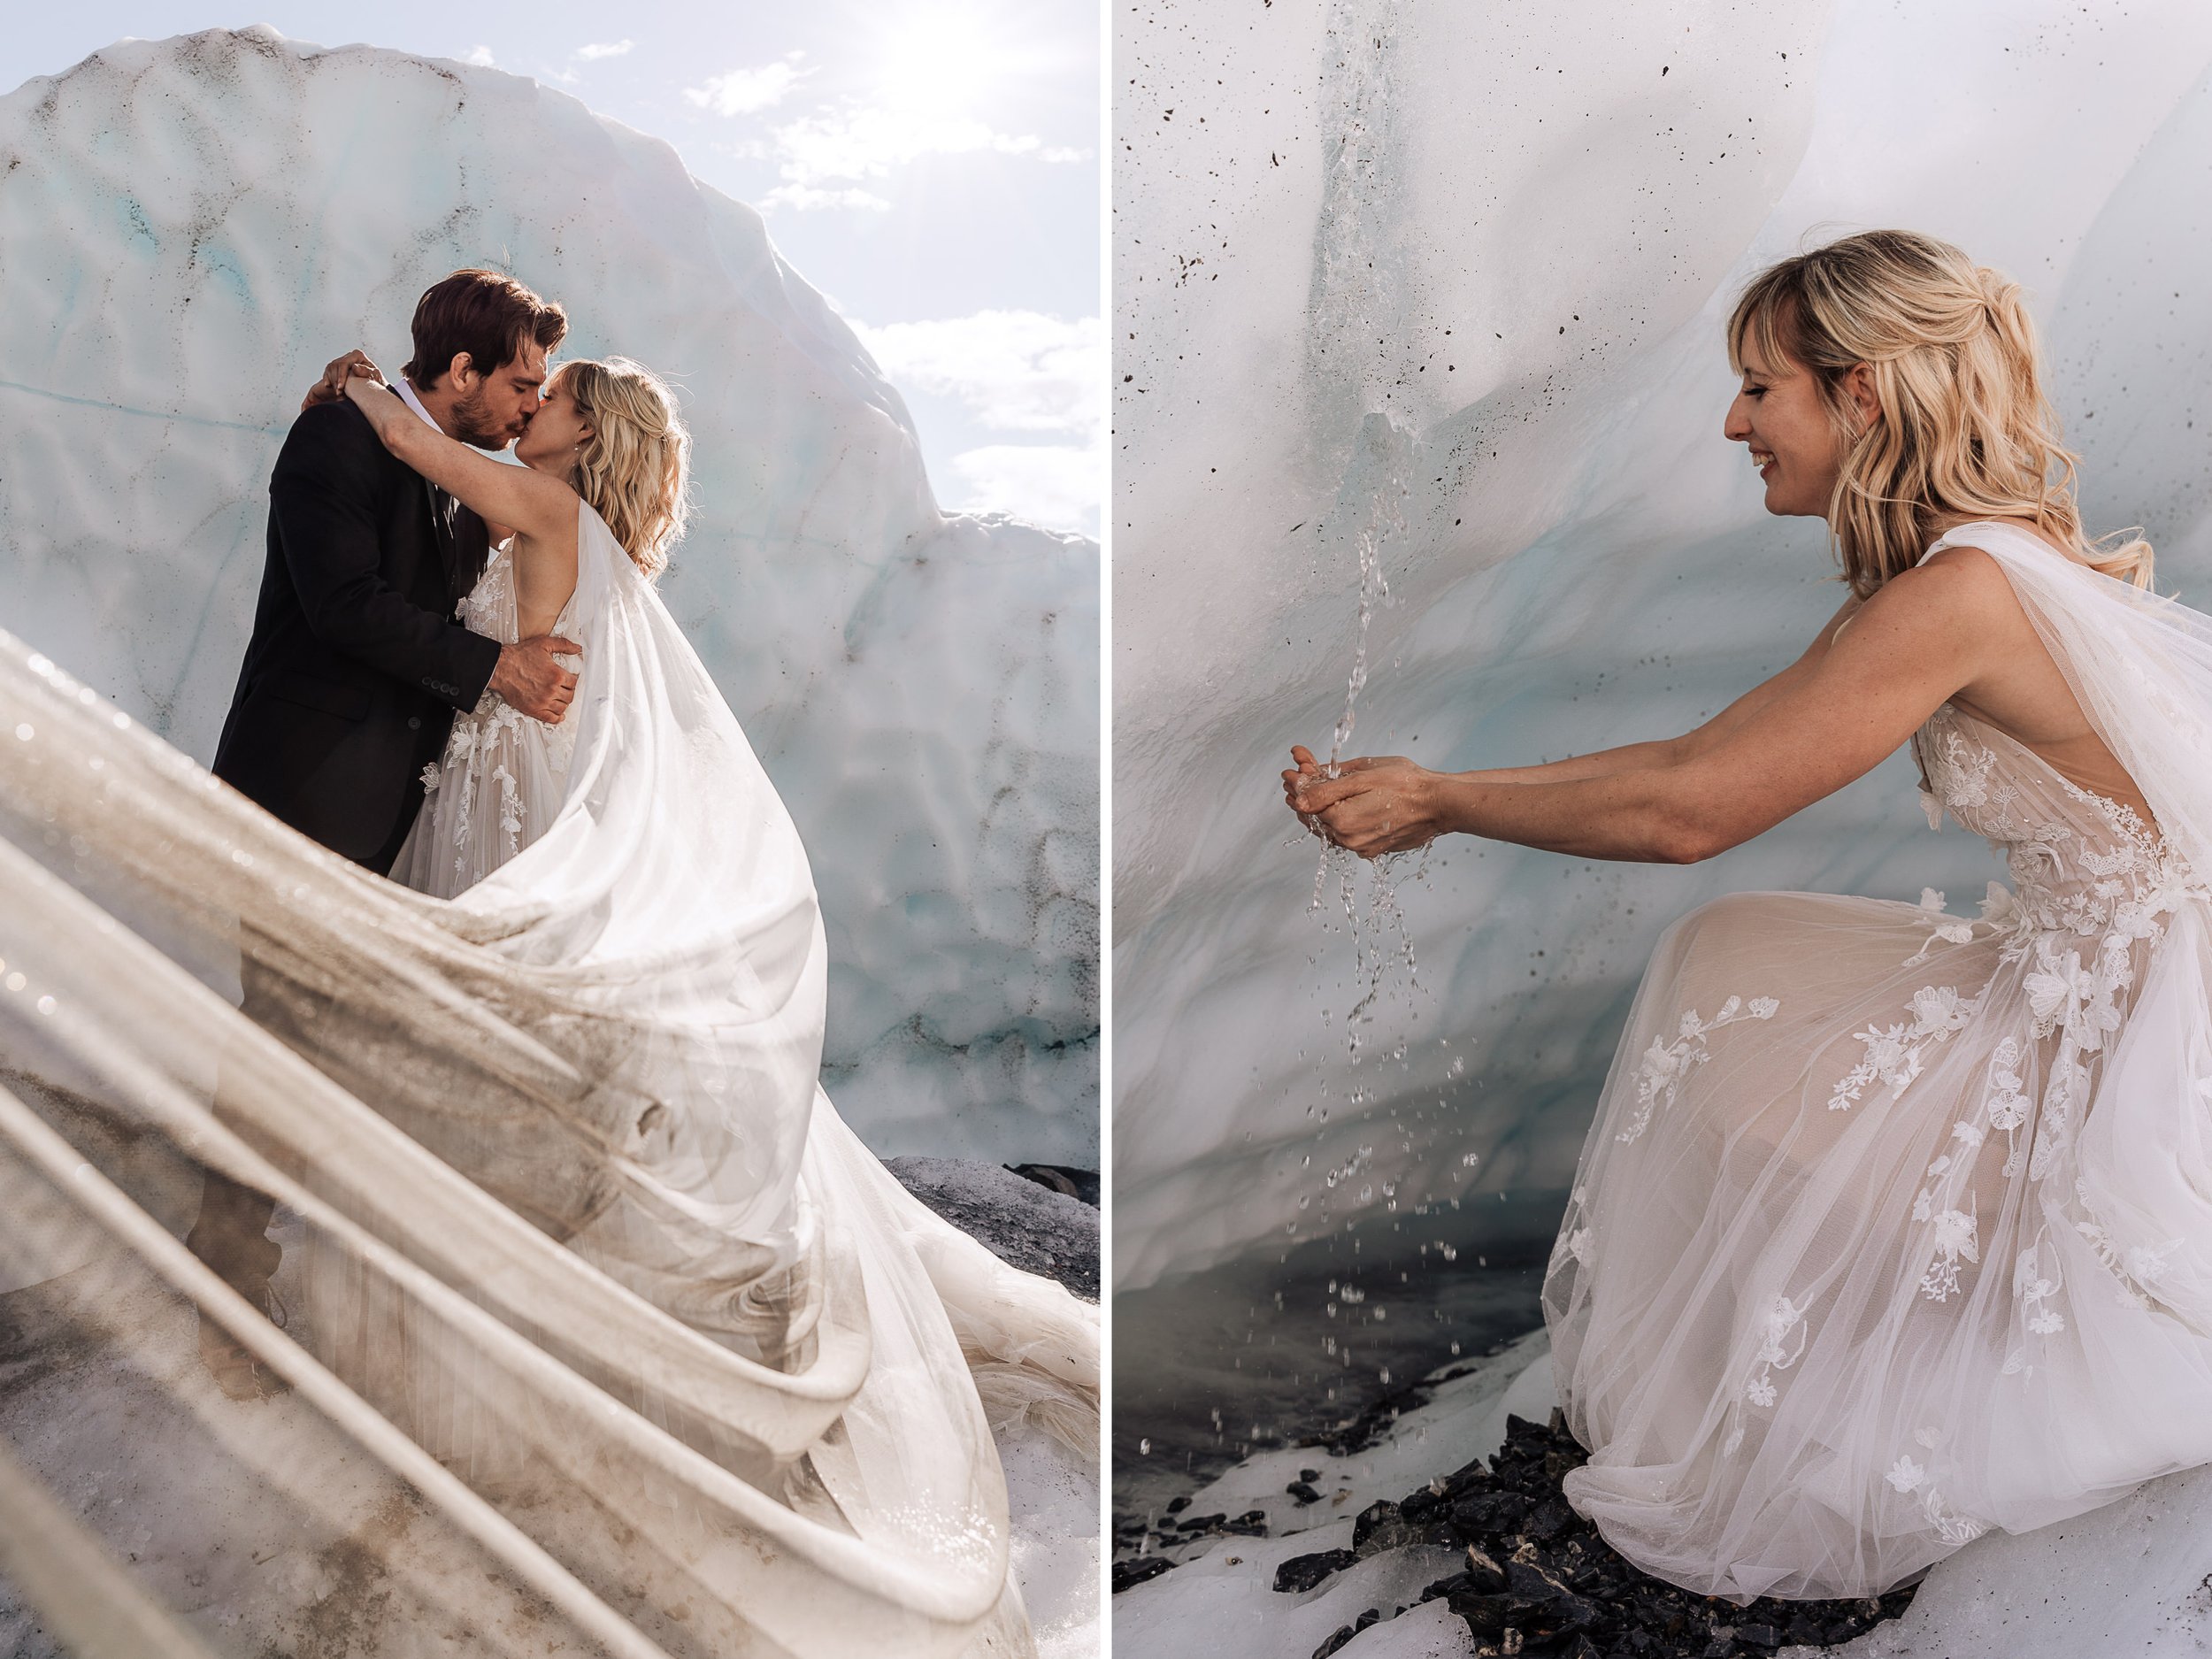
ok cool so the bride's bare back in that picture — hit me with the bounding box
[1850,520,2155,826]
[498,515,580,643]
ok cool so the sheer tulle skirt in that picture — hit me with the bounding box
[1545,887,2212,1600]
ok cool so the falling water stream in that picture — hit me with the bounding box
[1114,0,1550,1547]
[1112,421,1548,1539]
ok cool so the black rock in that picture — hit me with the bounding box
[1504,1557,1599,1634]
[1449,1489,1528,1535]
[1418,1571,1471,1605]
[1224,1509,1270,1537]
[1398,1487,1442,1524]
[1353,1608,1381,1632]
[1523,1496,1575,1541]
[1352,1499,1402,1552]
[1110,1556,1175,1594]
[1739,1622,1784,1648]
[1448,1590,1517,1636]
[1286,1480,1323,1505]
[1463,1544,1509,1594]
[1165,1494,1191,1514]
[1274,1548,1360,1594]
[1356,1500,1448,1558]
[1002,1162,1100,1206]
[883,1157,1098,1300]
[1311,1625,1356,1659]
[1300,1467,1322,1482]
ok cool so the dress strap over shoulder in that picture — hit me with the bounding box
[1916,519,2059,568]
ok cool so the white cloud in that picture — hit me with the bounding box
[763,183,891,213]
[686,58,814,116]
[463,44,495,67]
[576,40,634,61]
[771,106,1046,188]
[853,312,1102,529]
[853,311,1102,436]
[947,442,1101,532]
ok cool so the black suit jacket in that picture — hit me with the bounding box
[213,400,502,873]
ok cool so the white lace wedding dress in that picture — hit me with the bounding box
[388,541,578,898]
[1544,521,2212,1602]
[0,498,1095,1657]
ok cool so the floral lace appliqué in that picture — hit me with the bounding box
[1885,1427,1987,1548]
[1828,985,1978,1113]
[1617,995,1780,1145]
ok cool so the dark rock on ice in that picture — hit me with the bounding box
[1003,1163,1100,1206]
[1273,1548,1359,1594]
[1352,1498,1443,1557]
[1406,1409,1919,1655]
[1463,1544,1508,1593]
[885,1157,1098,1300]
[1111,1555,1175,1594]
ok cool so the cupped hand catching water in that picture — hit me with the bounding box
[1282,743,1447,858]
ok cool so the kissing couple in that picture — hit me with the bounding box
[113,266,1099,1651]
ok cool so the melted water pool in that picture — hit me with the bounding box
[1112,1187,1563,1525]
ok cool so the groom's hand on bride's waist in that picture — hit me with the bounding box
[489,634,582,723]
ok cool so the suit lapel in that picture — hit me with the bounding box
[419,476,470,609]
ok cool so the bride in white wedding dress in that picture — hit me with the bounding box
[0,344,1095,1656]
[1289,229,2212,1602]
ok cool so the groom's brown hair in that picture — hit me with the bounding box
[403,269,568,388]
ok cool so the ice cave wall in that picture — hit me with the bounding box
[0,27,1098,1165]
[1114,0,2212,1288]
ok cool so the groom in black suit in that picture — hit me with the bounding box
[189,269,580,1395]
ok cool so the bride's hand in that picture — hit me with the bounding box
[300,349,386,412]
[341,365,394,409]
[1284,747,1445,858]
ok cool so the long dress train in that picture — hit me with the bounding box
[0,498,1095,1656]
[1544,520,2212,1601]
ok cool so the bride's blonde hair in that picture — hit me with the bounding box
[560,357,690,579]
[1727,229,2151,597]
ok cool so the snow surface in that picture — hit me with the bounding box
[1113,0,2212,1287]
[1128,1333,2212,1658]
[0,26,1098,1165]
[1113,1332,1550,1659]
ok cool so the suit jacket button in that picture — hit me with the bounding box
[407,716,423,730]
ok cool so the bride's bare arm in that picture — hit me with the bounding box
[340,373,576,544]
[1286,595,1863,809]
[1290,566,1990,862]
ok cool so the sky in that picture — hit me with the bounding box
[0,2,1103,536]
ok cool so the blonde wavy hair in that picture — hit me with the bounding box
[1727,229,2150,598]
[560,357,690,579]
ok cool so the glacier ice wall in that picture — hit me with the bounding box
[1114,0,2212,1287]
[0,27,1098,1164]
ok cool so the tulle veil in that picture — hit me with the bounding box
[0,500,1095,1656]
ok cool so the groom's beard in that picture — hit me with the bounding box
[451,385,522,450]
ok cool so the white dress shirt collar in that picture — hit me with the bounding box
[394,375,448,434]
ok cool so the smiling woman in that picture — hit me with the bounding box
[1113,0,2212,1647]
